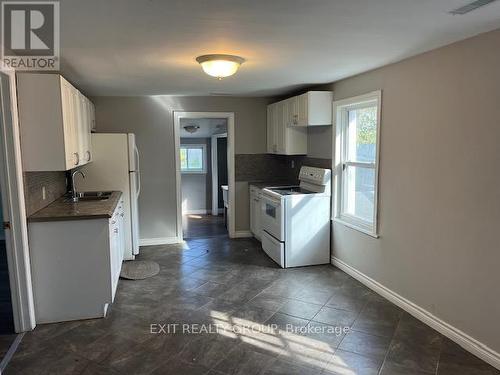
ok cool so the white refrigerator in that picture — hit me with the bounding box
[79,133,140,260]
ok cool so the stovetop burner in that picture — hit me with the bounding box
[267,186,315,195]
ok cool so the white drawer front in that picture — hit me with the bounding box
[261,230,285,268]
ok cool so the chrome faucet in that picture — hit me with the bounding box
[71,170,85,202]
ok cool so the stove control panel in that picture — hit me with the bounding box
[299,166,331,185]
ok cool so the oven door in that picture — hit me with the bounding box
[261,193,284,241]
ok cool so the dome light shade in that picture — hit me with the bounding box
[196,54,245,79]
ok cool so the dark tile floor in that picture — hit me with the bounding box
[183,214,227,239]
[5,236,499,374]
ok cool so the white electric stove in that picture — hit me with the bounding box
[260,166,331,268]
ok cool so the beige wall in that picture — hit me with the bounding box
[322,29,500,353]
[93,96,272,240]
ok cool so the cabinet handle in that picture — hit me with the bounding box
[73,152,79,166]
[86,151,91,161]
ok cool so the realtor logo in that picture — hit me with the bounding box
[1,1,59,70]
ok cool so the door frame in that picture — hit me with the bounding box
[0,70,36,332]
[211,132,228,216]
[173,112,235,241]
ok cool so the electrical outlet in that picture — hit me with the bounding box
[291,160,295,168]
[42,186,46,200]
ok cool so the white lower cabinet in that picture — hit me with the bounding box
[109,201,125,300]
[28,200,125,323]
[250,186,262,241]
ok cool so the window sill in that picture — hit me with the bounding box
[181,171,207,175]
[332,218,379,239]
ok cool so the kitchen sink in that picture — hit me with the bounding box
[65,191,113,202]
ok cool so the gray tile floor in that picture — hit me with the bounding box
[5,236,500,374]
[183,214,227,239]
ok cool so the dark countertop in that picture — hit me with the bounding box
[28,191,123,222]
[248,181,296,189]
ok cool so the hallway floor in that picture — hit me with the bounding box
[183,214,227,239]
[5,236,499,374]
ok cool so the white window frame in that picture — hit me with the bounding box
[333,90,382,238]
[180,144,207,174]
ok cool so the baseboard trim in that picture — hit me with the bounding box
[0,333,24,373]
[331,256,500,370]
[231,230,253,238]
[139,237,180,246]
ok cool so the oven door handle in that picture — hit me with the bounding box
[261,194,281,206]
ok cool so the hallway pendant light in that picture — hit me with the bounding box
[183,125,200,133]
[196,54,245,79]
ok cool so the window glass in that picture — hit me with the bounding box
[347,105,377,163]
[343,166,375,222]
[180,148,187,169]
[180,145,205,173]
[187,148,203,169]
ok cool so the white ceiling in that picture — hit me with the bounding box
[180,118,227,138]
[60,0,500,97]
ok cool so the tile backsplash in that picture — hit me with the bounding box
[235,154,332,183]
[23,172,67,216]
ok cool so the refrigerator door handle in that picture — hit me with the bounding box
[134,146,141,196]
[134,146,140,173]
[136,170,141,197]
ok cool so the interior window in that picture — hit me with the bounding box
[180,145,206,173]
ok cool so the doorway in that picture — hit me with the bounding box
[179,118,228,239]
[174,112,234,241]
[0,71,22,368]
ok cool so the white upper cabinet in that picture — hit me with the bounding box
[289,91,333,127]
[267,91,332,155]
[267,100,307,155]
[17,73,94,171]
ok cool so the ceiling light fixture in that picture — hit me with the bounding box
[183,125,200,133]
[196,54,245,80]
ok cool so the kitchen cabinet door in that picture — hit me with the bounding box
[283,98,293,127]
[70,89,84,166]
[81,96,92,163]
[276,101,286,154]
[109,216,120,300]
[267,104,277,153]
[296,93,308,126]
[77,93,87,165]
[250,190,262,241]
[60,78,80,169]
[89,100,96,132]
